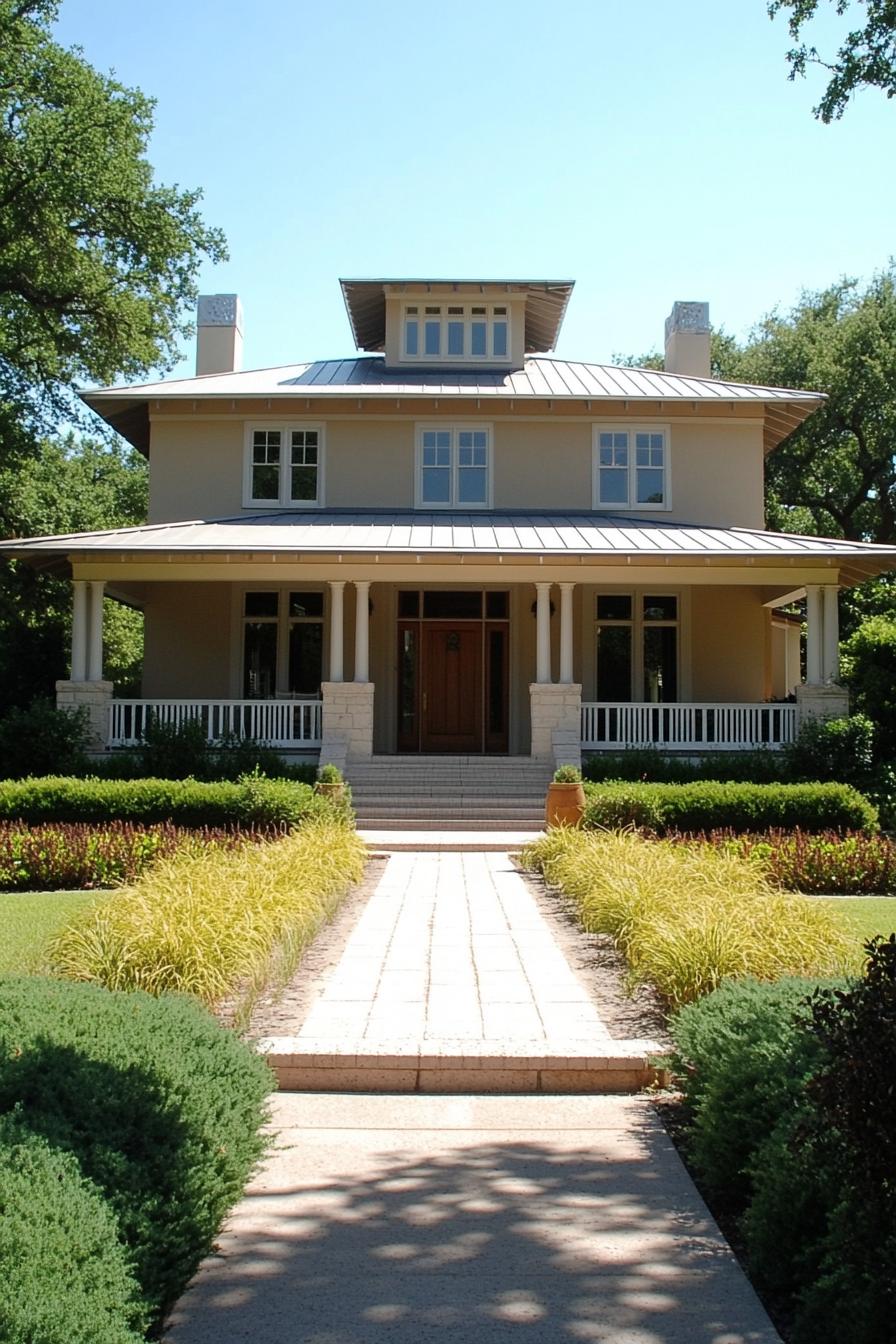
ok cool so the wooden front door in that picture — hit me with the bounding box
[421,623,482,752]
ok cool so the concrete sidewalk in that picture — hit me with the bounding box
[165,1092,781,1344]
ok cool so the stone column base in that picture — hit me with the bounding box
[320,681,374,766]
[56,680,114,750]
[796,682,850,729]
[530,683,582,769]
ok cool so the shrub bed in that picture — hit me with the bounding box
[683,828,896,895]
[0,1112,146,1344]
[49,816,367,1023]
[0,977,271,1332]
[670,938,896,1344]
[522,828,855,1005]
[0,774,324,828]
[0,820,264,891]
[582,779,877,835]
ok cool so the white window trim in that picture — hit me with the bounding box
[591,424,671,511]
[243,422,325,509]
[236,585,326,697]
[403,304,512,364]
[414,423,494,510]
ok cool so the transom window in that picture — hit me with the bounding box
[595,593,679,702]
[417,426,491,508]
[244,424,324,507]
[593,427,668,510]
[404,305,510,362]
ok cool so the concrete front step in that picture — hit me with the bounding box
[355,816,545,830]
[261,1037,665,1094]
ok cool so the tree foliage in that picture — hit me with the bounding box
[769,1,896,121]
[0,0,226,430]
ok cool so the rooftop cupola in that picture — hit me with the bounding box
[340,278,574,371]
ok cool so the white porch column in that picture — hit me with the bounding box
[87,581,105,682]
[328,580,345,683]
[822,584,840,683]
[535,582,552,685]
[70,580,88,682]
[559,582,575,685]
[353,580,370,683]
[805,584,823,685]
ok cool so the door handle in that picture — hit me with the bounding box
[422,691,427,712]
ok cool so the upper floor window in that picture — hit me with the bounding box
[404,305,509,362]
[593,427,668,510]
[244,424,324,508]
[416,426,491,508]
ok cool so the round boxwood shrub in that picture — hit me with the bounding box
[0,1112,146,1344]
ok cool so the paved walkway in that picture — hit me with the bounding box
[296,851,611,1046]
[165,1093,781,1344]
[164,849,782,1342]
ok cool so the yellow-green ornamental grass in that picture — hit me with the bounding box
[47,818,366,1024]
[522,828,857,1006]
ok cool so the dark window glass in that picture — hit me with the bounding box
[596,595,632,622]
[398,591,420,618]
[485,591,509,619]
[643,596,678,622]
[245,591,278,618]
[488,629,506,733]
[596,626,632,701]
[288,591,324,618]
[243,622,277,698]
[643,626,677,701]
[423,591,482,619]
[399,627,418,732]
[288,622,323,695]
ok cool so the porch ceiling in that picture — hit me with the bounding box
[3,511,896,588]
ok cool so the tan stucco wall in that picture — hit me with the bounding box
[146,412,766,526]
[690,587,767,701]
[142,583,233,698]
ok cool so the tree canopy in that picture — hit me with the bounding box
[0,0,226,429]
[769,0,896,120]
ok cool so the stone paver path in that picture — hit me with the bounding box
[296,851,611,1046]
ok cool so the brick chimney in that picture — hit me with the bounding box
[664,301,710,379]
[196,294,243,375]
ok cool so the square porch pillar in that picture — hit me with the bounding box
[530,682,582,770]
[56,679,114,750]
[320,681,374,768]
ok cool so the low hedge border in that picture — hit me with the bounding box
[582,780,878,835]
[0,774,326,829]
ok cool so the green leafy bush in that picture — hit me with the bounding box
[582,747,788,784]
[93,718,318,783]
[0,773,323,828]
[843,616,896,760]
[582,779,877,835]
[0,820,260,891]
[0,977,272,1328]
[783,713,875,787]
[552,764,582,783]
[0,701,90,779]
[0,1111,146,1344]
[316,762,344,785]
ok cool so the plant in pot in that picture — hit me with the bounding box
[546,764,586,828]
[315,762,346,799]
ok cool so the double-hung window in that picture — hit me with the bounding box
[242,589,324,698]
[593,427,668,510]
[595,593,679,703]
[403,305,510,363]
[417,426,491,508]
[244,424,324,507]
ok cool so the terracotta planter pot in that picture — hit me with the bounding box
[545,781,586,828]
[314,782,346,801]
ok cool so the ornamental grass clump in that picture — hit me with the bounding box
[48,816,366,1023]
[522,828,856,1006]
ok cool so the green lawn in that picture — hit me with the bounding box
[0,890,101,973]
[821,897,896,946]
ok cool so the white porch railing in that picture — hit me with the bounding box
[581,702,798,751]
[108,699,323,749]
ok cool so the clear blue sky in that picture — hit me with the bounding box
[55,0,896,379]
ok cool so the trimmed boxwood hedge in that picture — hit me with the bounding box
[582,780,878,835]
[0,1112,146,1344]
[0,977,272,1328]
[0,774,322,828]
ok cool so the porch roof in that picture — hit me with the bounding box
[4,510,896,587]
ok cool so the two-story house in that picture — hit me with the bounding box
[4,278,896,772]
